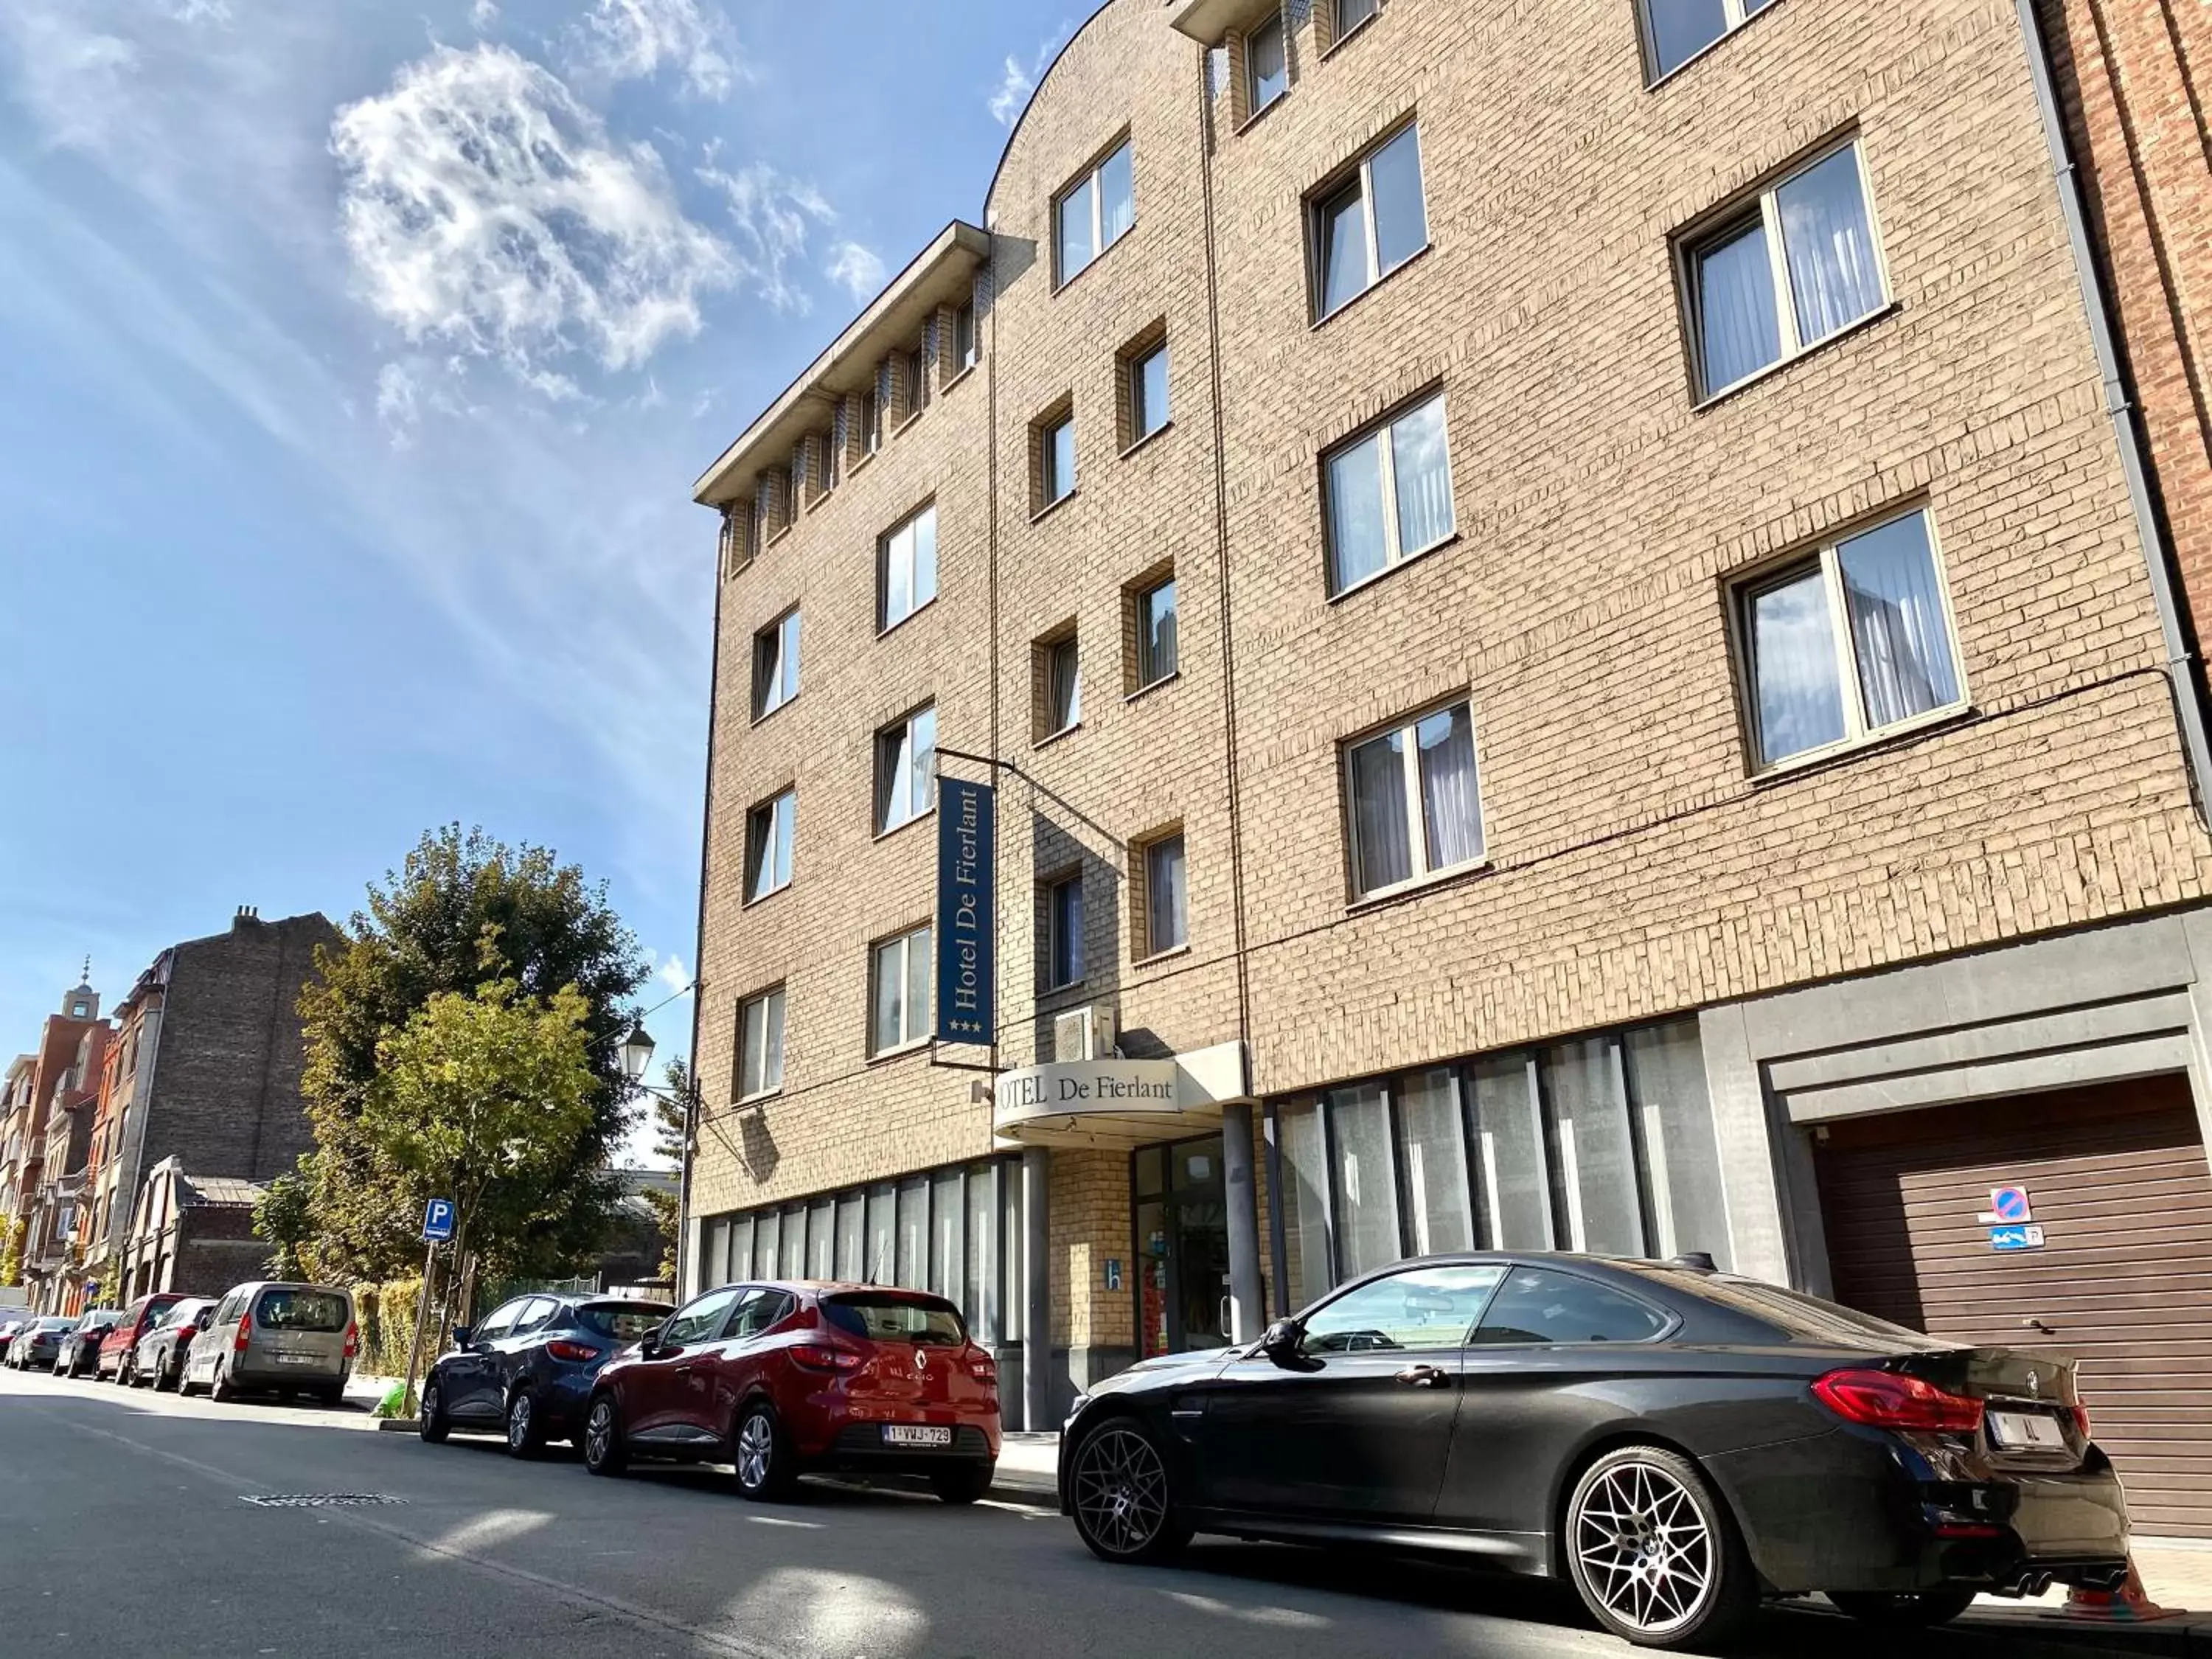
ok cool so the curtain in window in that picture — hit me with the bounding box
[1696,218,1781,391]
[866,1183,897,1284]
[1470,1054,1550,1248]
[906,926,932,1043]
[1838,512,1956,728]
[896,1180,928,1290]
[1369,125,1427,275]
[1416,703,1482,870]
[912,507,937,608]
[730,1214,754,1281]
[1057,175,1095,278]
[760,990,784,1091]
[1327,431,1389,590]
[1349,728,1412,893]
[755,1214,779,1280]
[1778,147,1881,346]
[1052,878,1083,986]
[883,526,912,627]
[1250,18,1287,107]
[1328,1084,1402,1279]
[1320,184,1368,316]
[964,1166,998,1343]
[1623,1021,1731,1267]
[1395,1069,1474,1254]
[1277,1102,1334,1310]
[809,1198,835,1281]
[836,1192,865,1284]
[872,939,905,1054]
[1143,582,1178,682]
[1749,567,1847,763]
[1147,835,1187,950]
[1391,397,1455,554]
[740,996,766,1095]
[910,706,936,818]
[1545,1037,1644,1256]
[931,1170,964,1305]
[1646,0,1729,76]
[1050,420,1077,498]
[1099,144,1134,247]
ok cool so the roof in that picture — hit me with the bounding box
[178,1172,265,1208]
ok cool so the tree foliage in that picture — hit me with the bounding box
[262,825,647,1282]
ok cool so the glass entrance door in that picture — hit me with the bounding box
[1133,1135,1231,1358]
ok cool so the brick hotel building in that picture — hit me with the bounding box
[686,0,2212,1531]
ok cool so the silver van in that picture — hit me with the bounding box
[181,1281,357,1406]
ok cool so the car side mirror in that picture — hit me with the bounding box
[450,1325,473,1348]
[1259,1318,1305,1366]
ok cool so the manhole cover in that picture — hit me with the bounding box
[239,1493,408,1509]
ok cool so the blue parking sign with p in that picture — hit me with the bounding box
[422,1197,456,1242]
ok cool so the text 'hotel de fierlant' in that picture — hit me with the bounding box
[683,0,2212,1534]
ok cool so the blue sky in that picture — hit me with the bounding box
[0,0,1071,1161]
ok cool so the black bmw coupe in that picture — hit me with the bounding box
[1059,1253,2130,1649]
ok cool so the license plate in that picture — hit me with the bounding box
[274,1354,318,1366]
[882,1425,953,1448]
[1989,1410,2067,1450]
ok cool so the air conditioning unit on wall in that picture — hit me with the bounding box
[1052,1004,1116,1062]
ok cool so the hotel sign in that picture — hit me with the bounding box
[995,1059,1181,1120]
[936,776,995,1044]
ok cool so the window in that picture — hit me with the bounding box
[1470,1267,1671,1345]
[1140,831,1187,956]
[1045,872,1083,990]
[860,386,883,456]
[737,987,785,1100]
[823,423,840,490]
[728,1287,793,1339]
[878,503,938,631]
[1312,122,1427,319]
[743,788,795,902]
[1324,391,1455,593]
[1054,137,1134,286]
[661,1287,739,1347]
[1046,635,1081,734]
[875,703,937,832]
[752,609,799,720]
[1642,0,1774,80]
[1135,576,1178,688]
[1332,0,1380,41]
[1246,12,1287,114]
[871,925,933,1055]
[1299,1263,1503,1353]
[475,1300,524,1341]
[905,341,931,416]
[1128,341,1169,445]
[1344,699,1483,900]
[1327,1083,1399,1279]
[1686,139,1885,398]
[1736,507,1961,768]
[953,300,978,372]
[1040,411,1077,507]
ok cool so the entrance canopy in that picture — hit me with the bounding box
[992,1040,1250,1150]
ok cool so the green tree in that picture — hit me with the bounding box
[359,979,599,1292]
[0,1216,24,1286]
[268,824,647,1281]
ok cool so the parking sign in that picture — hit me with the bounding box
[421,1197,456,1242]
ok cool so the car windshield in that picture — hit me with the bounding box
[159,1301,211,1327]
[576,1302,671,1341]
[255,1290,349,1332]
[1654,1270,1958,1352]
[822,1294,967,1346]
[36,1318,74,1332]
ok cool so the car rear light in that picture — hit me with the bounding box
[967,1354,997,1382]
[1934,1521,2006,1540]
[342,1322,360,1359]
[234,1315,252,1354]
[545,1340,598,1363]
[2072,1402,2093,1439]
[790,1343,863,1373]
[1814,1368,1984,1433]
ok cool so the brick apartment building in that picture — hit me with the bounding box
[0,974,106,1305]
[682,0,2212,1531]
[74,907,341,1306]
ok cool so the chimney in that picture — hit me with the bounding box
[233,904,262,931]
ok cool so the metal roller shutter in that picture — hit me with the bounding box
[1815,1077,2212,1539]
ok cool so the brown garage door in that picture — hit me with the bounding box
[1815,1077,2212,1539]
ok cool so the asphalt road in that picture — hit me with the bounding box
[0,1366,2121,1658]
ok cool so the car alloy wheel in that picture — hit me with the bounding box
[1070,1422,1189,1565]
[418,1380,450,1443]
[732,1402,792,1501]
[1565,1447,1750,1648]
[583,1396,626,1477]
[506,1391,545,1458]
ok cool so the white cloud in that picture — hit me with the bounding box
[330,44,736,388]
[0,11,139,152]
[569,0,742,100]
[470,0,499,29]
[656,952,689,997]
[697,160,835,314]
[171,0,232,22]
[824,240,884,303]
[374,361,420,444]
[987,53,1033,127]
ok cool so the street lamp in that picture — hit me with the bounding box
[619,1021,655,1087]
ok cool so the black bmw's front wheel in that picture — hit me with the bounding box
[1563,1444,1755,1649]
[1068,1418,1192,1565]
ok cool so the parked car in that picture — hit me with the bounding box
[0,1312,30,1361]
[580,1281,1000,1503]
[131,1297,217,1391]
[1057,1253,2134,1650]
[419,1292,671,1457]
[99,1292,185,1384]
[181,1281,357,1405]
[54,1309,122,1377]
[8,1316,77,1371]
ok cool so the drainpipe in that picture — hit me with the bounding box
[677,518,729,1301]
[2015,0,2212,828]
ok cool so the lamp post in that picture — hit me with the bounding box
[617,1021,695,1296]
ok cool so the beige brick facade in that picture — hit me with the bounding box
[687,0,2212,1410]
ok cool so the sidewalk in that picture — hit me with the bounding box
[993,1430,1059,1502]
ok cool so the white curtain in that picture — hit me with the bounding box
[1391,397,1455,554]
[1840,512,1957,728]
[1147,836,1186,950]
[1697,218,1781,391]
[1416,703,1483,869]
[1099,143,1134,248]
[909,706,936,818]
[1748,568,1846,763]
[872,940,904,1054]
[1349,728,1411,893]
[1778,147,1882,345]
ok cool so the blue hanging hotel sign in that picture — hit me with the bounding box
[936,776,995,1044]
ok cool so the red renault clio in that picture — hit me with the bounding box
[582,1280,1001,1503]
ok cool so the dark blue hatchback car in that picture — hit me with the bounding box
[418,1292,672,1456]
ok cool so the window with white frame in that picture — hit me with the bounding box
[1140,831,1187,956]
[905,341,931,416]
[879,503,938,632]
[1135,575,1178,689]
[1641,0,1775,81]
[954,299,978,372]
[1247,12,1288,115]
[861,386,883,456]
[752,608,799,720]
[1344,700,1484,899]
[1684,139,1886,399]
[875,703,937,833]
[1045,635,1081,735]
[1312,122,1427,319]
[1129,341,1169,445]
[1044,872,1083,990]
[737,986,785,1100]
[1324,391,1455,594]
[1736,507,1963,770]
[870,925,933,1055]
[1054,137,1135,287]
[744,788,796,902]
[1332,0,1381,41]
[1041,411,1077,507]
